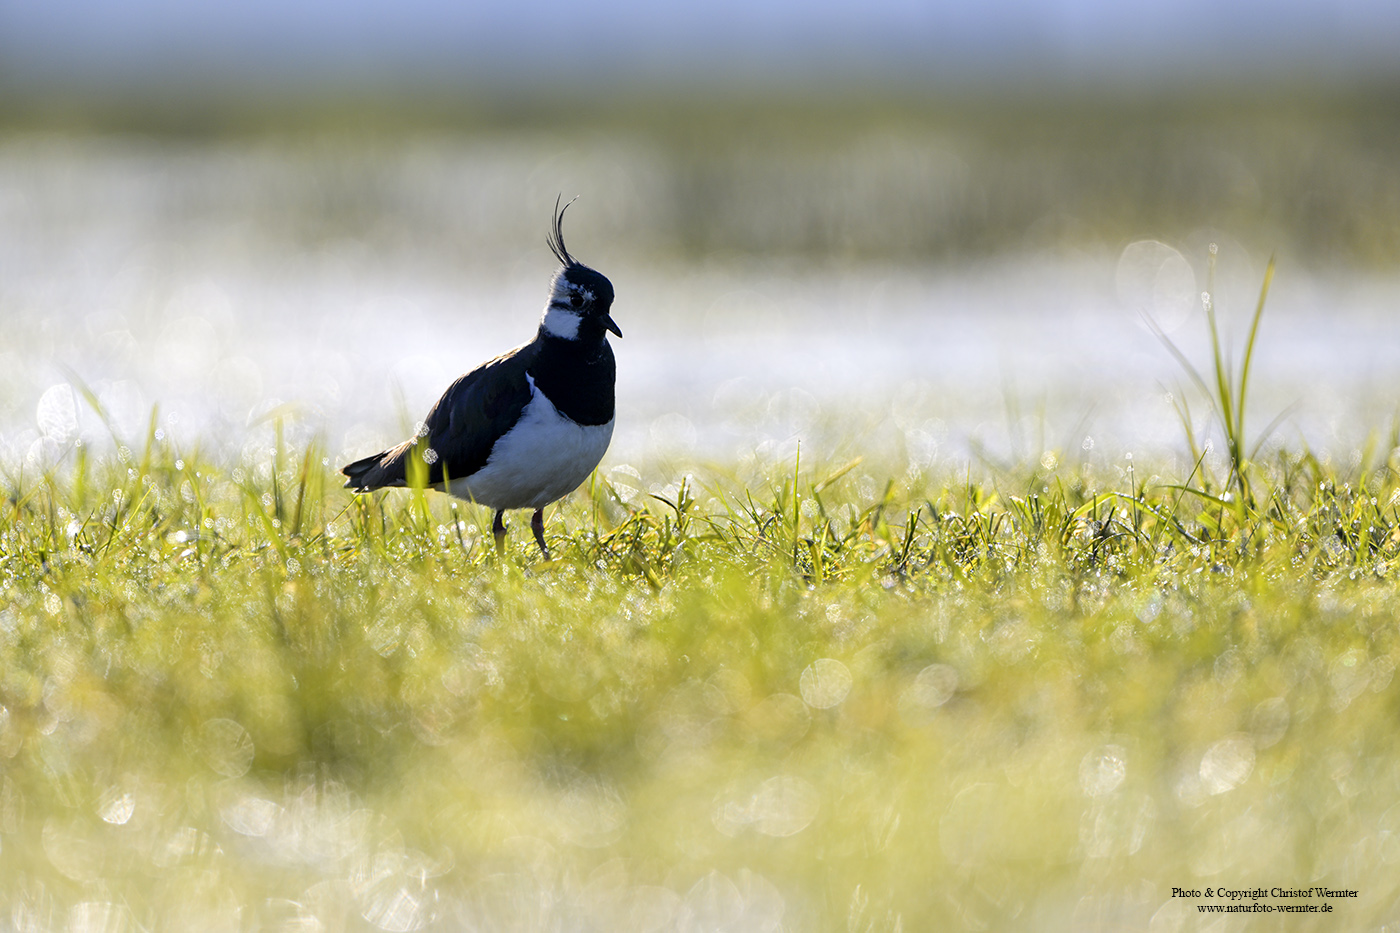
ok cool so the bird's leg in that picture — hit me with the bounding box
[531,508,551,561]
[492,509,507,556]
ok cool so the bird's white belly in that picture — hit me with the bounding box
[446,392,614,510]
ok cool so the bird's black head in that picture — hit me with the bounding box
[541,197,621,342]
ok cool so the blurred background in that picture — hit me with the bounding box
[2,0,1399,474]
[5,4,1400,931]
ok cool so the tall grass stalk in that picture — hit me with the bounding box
[1143,246,1276,514]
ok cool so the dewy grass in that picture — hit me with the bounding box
[1,422,1399,928]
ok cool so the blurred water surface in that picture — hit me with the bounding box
[2,130,1398,479]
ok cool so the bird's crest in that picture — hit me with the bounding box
[547,195,580,268]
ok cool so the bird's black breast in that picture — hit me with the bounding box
[528,336,616,426]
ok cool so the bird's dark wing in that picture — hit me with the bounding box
[342,342,538,491]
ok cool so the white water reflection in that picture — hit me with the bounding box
[2,137,1398,478]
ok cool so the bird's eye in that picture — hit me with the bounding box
[569,292,585,309]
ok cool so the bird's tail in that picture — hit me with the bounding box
[341,443,410,491]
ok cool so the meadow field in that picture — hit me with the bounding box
[2,408,1399,931]
[2,97,1400,930]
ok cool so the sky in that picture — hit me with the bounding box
[3,0,1400,95]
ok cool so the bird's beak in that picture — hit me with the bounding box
[601,313,623,338]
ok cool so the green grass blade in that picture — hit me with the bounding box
[1235,254,1275,456]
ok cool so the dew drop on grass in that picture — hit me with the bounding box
[799,658,852,709]
[1135,592,1162,624]
[590,884,682,932]
[1250,697,1290,748]
[98,789,134,825]
[357,850,437,932]
[555,777,627,848]
[1200,735,1254,795]
[68,901,136,933]
[1371,656,1395,692]
[42,817,102,881]
[36,384,78,443]
[1213,649,1243,687]
[221,794,281,837]
[1080,746,1127,797]
[608,464,643,504]
[190,718,255,778]
[752,775,820,837]
[260,900,324,933]
[899,664,958,723]
[680,872,744,931]
[1329,649,1372,709]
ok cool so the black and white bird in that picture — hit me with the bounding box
[341,198,620,559]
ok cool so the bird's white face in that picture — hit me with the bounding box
[539,262,620,341]
[540,277,592,340]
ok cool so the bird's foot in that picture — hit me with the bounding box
[531,508,552,561]
[492,509,507,557]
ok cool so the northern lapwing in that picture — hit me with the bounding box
[341,198,620,559]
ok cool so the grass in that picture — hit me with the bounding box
[2,423,1399,930]
[2,262,1400,930]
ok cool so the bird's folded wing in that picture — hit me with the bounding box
[342,343,538,490]
[417,343,538,485]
